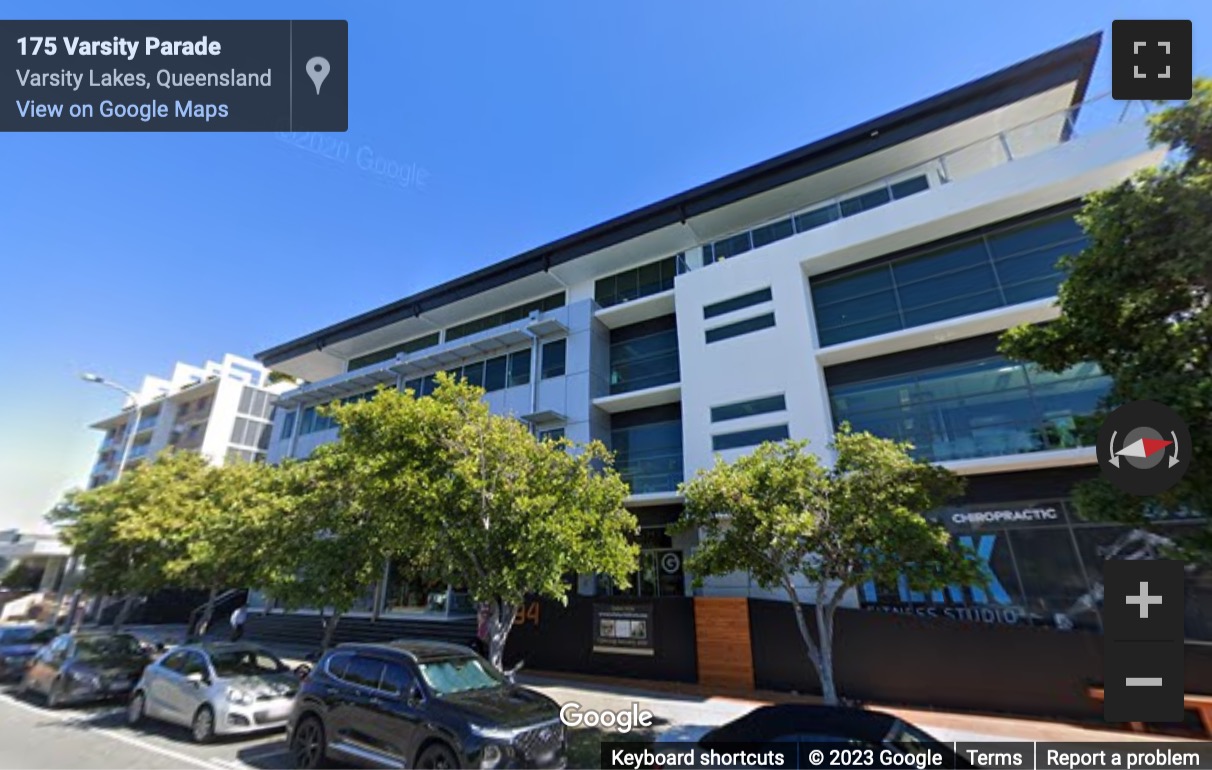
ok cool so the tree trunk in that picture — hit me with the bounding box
[814,596,839,706]
[196,586,219,637]
[113,594,136,630]
[486,598,517,672]
[785,582,843,708]
[321,611,342,650]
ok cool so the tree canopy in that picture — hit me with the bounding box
[1000,80,1212,547]
[677,428,986,704]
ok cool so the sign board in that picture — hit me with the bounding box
[592,603,654,656]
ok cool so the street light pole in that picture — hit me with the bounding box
[64,373,143,630]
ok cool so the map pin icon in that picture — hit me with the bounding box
[306,57,330,95]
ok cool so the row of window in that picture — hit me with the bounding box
[811,209,1087,346]
[237,386,275,420]
[827,347,1110,463]
[702,174,931,262]
[348,333,441,373]
[594,254,688,309]
[610,316,680,395]
[405,348,533,397]
[710,394,786,423]
[284,342,569,441]
[230,417,273,450]
[712,423,790,452]
[445,292,565,342]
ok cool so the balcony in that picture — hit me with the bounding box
[699,92,1154,267]
[133,417,158,434]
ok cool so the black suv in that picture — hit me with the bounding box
[287,640,566,769]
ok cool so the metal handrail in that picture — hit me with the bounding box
[699,91,1151,259]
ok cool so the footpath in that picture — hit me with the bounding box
[113,624,1192,745]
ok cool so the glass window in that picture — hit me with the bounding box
[484,356,507,392]
[610,317,679,395]
[811,210,1086,346]
[705,313,776,344]
[238,387,254,414]
[380,662,415,695]
[751,219,794,248]
[462,360,485,389]
[210,649,287,677]
[891,175,930,199]
[611,408,683,494]
[703,288,772,319]
[828,353,1110,463]
[712,424,790,451]
[230,417,249,444]
[445,293,565,342]
[794,203,840,233]
[420,374,439,396]
[161,650,189,672]
[541,339,567,379]
[539,427,565,442]
[325,653,352,679]
[404,378,422,396]
[507,349,531,387]
[299,407,316,434]
[708,232,752,261]
[342,656,386,689]
[711,394,786,423]
[348,333,441,372]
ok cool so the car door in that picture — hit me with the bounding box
[363,659,424,765]
[167,651,211,721]
[325,655,391,758]
[28,636,70,693]
[144,650,188,721]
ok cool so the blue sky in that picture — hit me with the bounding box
[2,1,1210,532]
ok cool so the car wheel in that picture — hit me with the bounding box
[126,691,146,726]
[416,743,459,769]
[191,705,216,744]
[290,716,329,769]
[45,678,67,709]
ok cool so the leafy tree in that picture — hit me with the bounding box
[1000,81,1212,548]
[326,375,639,669]
[259,452,388,650]
[48,472,180,628]
[676,428,986,705]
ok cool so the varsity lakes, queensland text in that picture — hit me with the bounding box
[15,68,273,91]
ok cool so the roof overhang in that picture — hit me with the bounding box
[257,33,1101,378]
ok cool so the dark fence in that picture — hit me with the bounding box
[749,599,1212,720]
[245,612,478,650]
[505,595,698,683]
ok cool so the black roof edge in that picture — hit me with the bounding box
[257,32,1102,367]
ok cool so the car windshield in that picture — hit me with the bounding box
[210,649,287,677]
[417,656,504,695]
[0,627,53,645]
[75,635,143,660]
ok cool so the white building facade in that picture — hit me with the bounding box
[256,35,1181,632]
[87,353,295,488]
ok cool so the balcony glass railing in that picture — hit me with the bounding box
[701,92,1152,265]
[134,417,158,433]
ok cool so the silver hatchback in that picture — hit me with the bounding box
[127,642,300,743]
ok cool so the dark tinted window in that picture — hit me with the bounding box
[703,288,772,319]
[711,395,786,423]
[484,355,507,391]
[751,219,794,248]
[712,424,790,451]
[508,349,531,387]
[343,656,386,689]
[794,204,840,233]
[324,652,352,680]
[462,360,485,388]
[380,661,415,695]
[160,650,189,672]
[180,652,208,677]
[541,339,566,379]
[705,313,776,344]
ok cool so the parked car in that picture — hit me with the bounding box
[127,642,301,743]
[287,640,565,769]
[0,624,57,681]
[699,704,973,767]
[19,630,153,708]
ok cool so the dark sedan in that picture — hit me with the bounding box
[0,625,57,681]
[20,631,154,708]
[699,704,973,767]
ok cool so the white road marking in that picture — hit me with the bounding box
[0,692,235,770]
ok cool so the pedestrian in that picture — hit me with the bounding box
[230,604,248,642]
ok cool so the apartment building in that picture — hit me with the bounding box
[87,354,295,488]
[255,34,1189,635]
